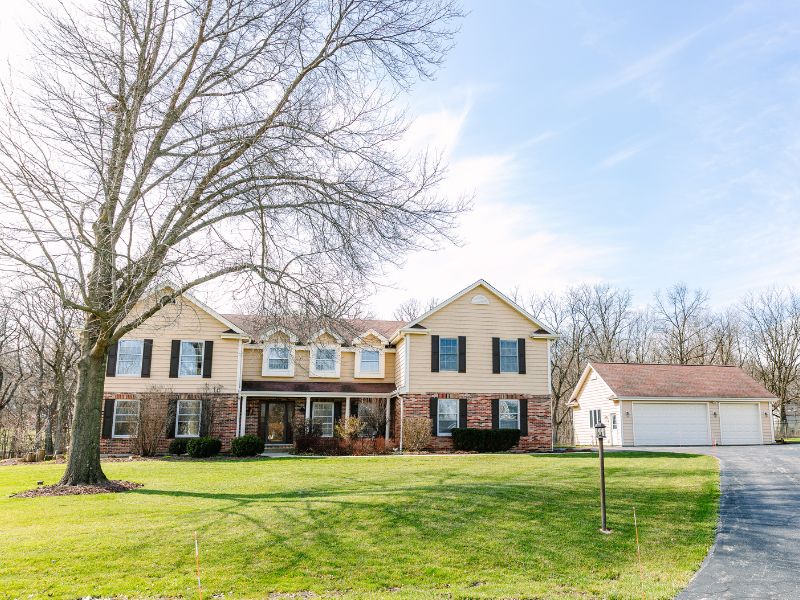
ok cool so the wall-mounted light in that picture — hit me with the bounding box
[625,411,630,416]
[712,411,717,417]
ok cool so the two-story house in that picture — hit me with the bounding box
[100,279,557,453]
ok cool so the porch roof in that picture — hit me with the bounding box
[241,380,396,395]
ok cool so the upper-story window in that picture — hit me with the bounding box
[116,340,144,376]
[499,339,519,373]
[360,349,380,372]
[316,348,336,371]
[439,337,458,371]
[179,341,204,377]
[268,346,290,371]
[309,344,340,377]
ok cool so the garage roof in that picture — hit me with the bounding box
[589,362,776,399]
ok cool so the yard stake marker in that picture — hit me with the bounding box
[633,507,645,599]
[194,531,203,600]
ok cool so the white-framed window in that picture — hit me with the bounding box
[112,399,140,438]
[179,341,204,377]
[310,345,340,377]
[499,339,519,373]
[261,342,295,376]
[357,401,379,437]
[589,409,601,429]
[116,339,144,376]
[269,346,289,370]
[499,399,520,429]
[354,348,384,378]
[437,398,459,436]
[312,401,335,437]
[175,399,202,438]
[439,337,458,372]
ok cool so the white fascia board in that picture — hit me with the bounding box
[620,396,778,402]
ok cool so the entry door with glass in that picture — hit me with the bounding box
[261,401,291,444]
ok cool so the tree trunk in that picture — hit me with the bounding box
[59,324,109,486]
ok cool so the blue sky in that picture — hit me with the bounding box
[369,0,800,314]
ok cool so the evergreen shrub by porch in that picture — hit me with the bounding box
[451,428,521,452]
[186,437,222,458]
[167,438,188,455]
[231,435,265,457]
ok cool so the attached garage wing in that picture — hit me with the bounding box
[720,403,762,445]
[632,402,711,446]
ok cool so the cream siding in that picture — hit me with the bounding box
[104,296,240,394]
[620,400,634,446]
[394,337,407,391]
[710,402,721,444]
[761,401,775,443]
[572,371,620,446]
[406,284,550,395]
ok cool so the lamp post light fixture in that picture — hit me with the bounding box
[595,421,611,533]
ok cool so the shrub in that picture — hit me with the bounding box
[186,436,222,458]
[451,428,521,452]
[167,438,188,455]
[402,417,432,452]
[230,435,265,457]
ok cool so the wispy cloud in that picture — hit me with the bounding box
[595,141,649,170]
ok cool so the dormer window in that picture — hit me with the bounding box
[268,346,290,370]
[360,350,380,372]
[316,348,336,371]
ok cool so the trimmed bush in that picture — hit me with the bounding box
[186,437,222,458]
[231,435,265,457]
[402,416,432,452]
[451,428,521,453]
[167,438,188,455]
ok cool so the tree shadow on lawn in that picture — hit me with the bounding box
[553,450,707,460]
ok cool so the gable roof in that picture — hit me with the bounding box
[575,362,776,401]
[222,313,405,345]
[398,279,557,338]
[145,284,249,337]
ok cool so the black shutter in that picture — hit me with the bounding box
[169,340,180,378]
[106,342,118,377]
[517,338,526,374]
[202,341,213,378]
[429,397,438,436]
[430,335,440,372]
[519,399,529,436]
[141,339,153,378]
[199,398,211,437]
[350,400,359,418]
[165,398,178,438]
[101,399,115,438]
[334,401,342,426]
[459,398,468,428]
[458,336,466,373]
[491,399,500,429]
[492,337,500,373]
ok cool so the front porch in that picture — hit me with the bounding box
[236,389,397,448]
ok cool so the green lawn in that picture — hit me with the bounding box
[0,453,718,599]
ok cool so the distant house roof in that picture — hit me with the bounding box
[584,362,776,400]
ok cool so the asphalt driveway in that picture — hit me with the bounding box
[638,445,800,599]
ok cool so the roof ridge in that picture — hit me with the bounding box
[593,361,740,367]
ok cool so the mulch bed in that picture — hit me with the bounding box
[12,480,143,498]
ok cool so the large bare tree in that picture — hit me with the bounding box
[0,0,464,484]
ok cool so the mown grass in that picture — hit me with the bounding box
[0,452,718,599]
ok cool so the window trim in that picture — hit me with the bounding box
[354,347,385,378]
[499,339,519,373]
[111,399,140,439]
[309,345,341,378]
[175,399,203,439]
[436,398,459,436]
[438,337,459,372]
[312,401,335,437]
[589,409,602,429]
[116,339,145,378]
[262,342,295,377]
[178,340,205,378]
[498,399,521,429]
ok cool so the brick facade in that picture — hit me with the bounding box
[398,393,552,452]
[99,392,238,455]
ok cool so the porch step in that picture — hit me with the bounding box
[262,444,293,455]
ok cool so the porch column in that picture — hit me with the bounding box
[399,397,405,452]
[240,396,248,436]
[385,396,391,439]
[345,397,351,420]
[305,396,312,423]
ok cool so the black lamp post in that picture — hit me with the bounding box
[595,421,610,533]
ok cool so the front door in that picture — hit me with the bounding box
[261,401,291,444]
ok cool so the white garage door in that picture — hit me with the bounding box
[720,403,762,445]
[632,402,711,446]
